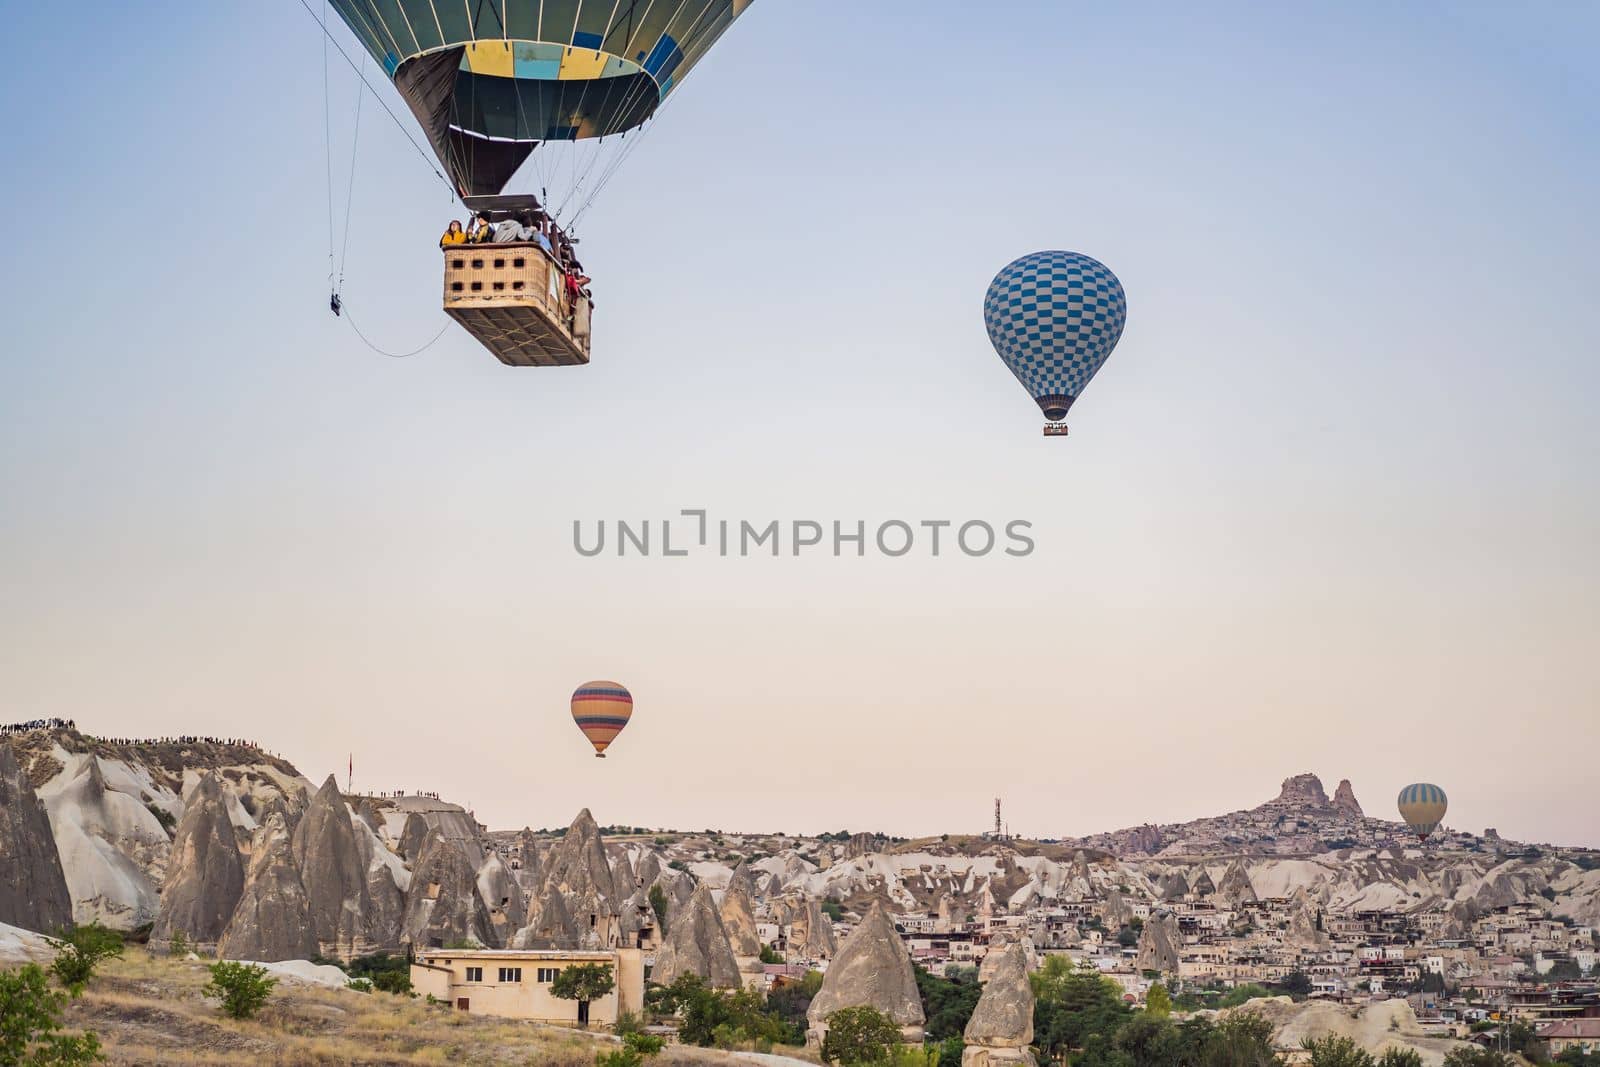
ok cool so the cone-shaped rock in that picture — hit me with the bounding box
[1102,888,1133,929]
[355,797,383,835]
[219,811,317,962]
[1158,870,1190,901]
[478,851,528,945]
[1134,909,1181,976]
[1216,859,1257,906]
[963,941,1036,1066]
[1332,779,1363,816]
[352,806,406,953]
[807,901,924,1047]
[153,772,243,948]
[42,755,169,927]
[1191,867,1216,896]
[292,775,370,957]
[539,809,619,945]
[399,813,430,862]
[513,884,578,949]
[515,829,543,890]
[720,876,763,958]
[652,882,742,988]
[788,896,837,960]
[0,742,73,933]
[403,826,496,949]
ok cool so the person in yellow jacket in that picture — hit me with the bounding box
[439,219,467,249]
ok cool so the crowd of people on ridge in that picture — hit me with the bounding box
[1,717,77,735]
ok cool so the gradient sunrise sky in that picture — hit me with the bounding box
[1,2,1595,844]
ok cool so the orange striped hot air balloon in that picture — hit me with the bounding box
[571,681,632,758]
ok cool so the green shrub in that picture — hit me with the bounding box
[0,964,105,1065]
[347,977,374,993]
[167,931,191,957]
[372,970,412,996]
[1302,1034,1375,1067]
[203,961,278,1019]
[622,1032,664,1056]
[1377,1050,1424,1067]
[821,1006,902,1065]
[47,923,125,996]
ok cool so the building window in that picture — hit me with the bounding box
[465,967,482,983]
[498,967,522,983]
[537,967,559,983]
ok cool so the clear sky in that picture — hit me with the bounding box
[2,3,1596,846]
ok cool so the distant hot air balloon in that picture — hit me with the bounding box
[984,251,1128,437]
[1397,783,1448,841]
[571,681,632,758]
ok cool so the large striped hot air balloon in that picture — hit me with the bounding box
[1397,783,1448,841]
[571,681,632,758]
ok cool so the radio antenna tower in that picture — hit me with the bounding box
[994,797,1002,839]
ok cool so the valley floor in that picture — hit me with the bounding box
[57,950,820,1067]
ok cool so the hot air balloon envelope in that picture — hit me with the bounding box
[572,681,632,758]
[328,0,756,197]
[1397,783,1448,840]
[983,250,1127,436]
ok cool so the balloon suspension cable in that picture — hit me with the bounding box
[340,305,451,359]
[296,0,453,197]
[334,57,366,297]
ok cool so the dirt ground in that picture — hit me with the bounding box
[54,950,820,1067]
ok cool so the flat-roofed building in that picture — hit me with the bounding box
[410,947,643,1027]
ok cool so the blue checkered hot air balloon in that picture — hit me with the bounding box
[983,251,1127,437]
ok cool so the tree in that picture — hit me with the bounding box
[1377,1050,1424,1067]
[648,884,669,930]
[1275,972,1312,999]
[1113,1013,1182,1067]
[1116,926,1139,948]
[46,924,125,996]
[1301,1035,1375,1067]
[914,965,983,1042]
[821,899,846,923]
[0,964,105,1066]
[1145,983,1171,1018]
[551,963,616,1028]
[372,970,412,995]
[204,962,277,1020]
[1442,1050,1511,1067]
[1205,1011,1282,1067]
[759,944,783,965]
[1030,956,1132,1064]
[820,1006,902,1065]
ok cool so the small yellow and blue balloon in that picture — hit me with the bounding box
[1397,783,1448,841]
[984,250,1127,436]
[571,681,632,758]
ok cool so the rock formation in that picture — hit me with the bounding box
[1276,773,1330,808]
[807,901,924,1047]
[1217,859,1258,905]
[1158,870,1190,901]
[399,813,430,862]
[218,811,317,962]
[355,797,383,836]
[963,941,1036,1066]
[477,850,527,945]
[651,882,742,988]
[787,895,837,960]
[1191,867,1217,897]
[152,772,243,948]
[538,809,619,945]
[1331,779,1363,816]
[719,870,763,958]
[1134,909,1182,975]
[0,742,73,933]
[1102,887,1133,928]
[39,755,171,927]
[1286,886,1326,948]
[402,826,496,950]
[514,884,580,949]
[515,828,543,890]
[291,776,372,957]
[842,832,883,860]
